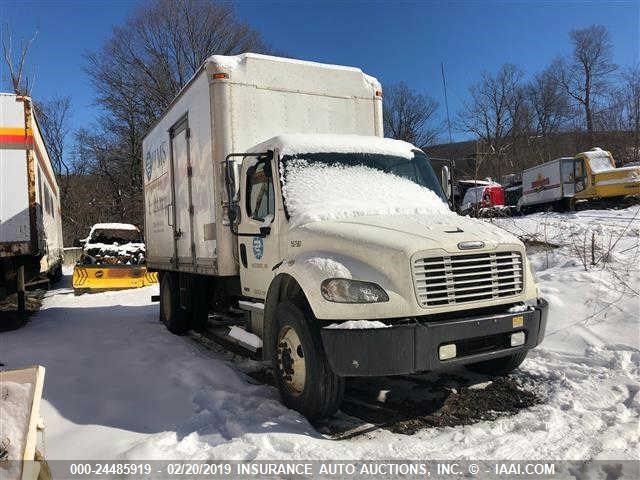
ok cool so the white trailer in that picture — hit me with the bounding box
[518,157,576,212]
[143,54,547,420]
[0,93,63,297]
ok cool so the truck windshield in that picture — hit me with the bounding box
[588,154,614,173]
[281,151,447,202]
[89,229,142,245]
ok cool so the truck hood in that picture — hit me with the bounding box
[296,214,522,255]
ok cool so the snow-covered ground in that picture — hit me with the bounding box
[0,207,638,461]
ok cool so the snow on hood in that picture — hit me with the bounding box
[281,159,454,228]
[250,134,418,159]
[84,242,146,254]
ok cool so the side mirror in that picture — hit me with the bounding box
[441,165,452,200]
[229,160,241,202]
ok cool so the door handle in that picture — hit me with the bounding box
[166,203,174,227]
[174,228,183,239]
[240,243,248,268]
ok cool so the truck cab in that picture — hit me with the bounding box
[573,147,640,203]
[219,134,546,419]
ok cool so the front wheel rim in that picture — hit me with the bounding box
[277,326,306,396]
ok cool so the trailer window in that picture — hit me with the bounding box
[246,161,275,222]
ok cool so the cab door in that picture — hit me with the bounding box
[574,158,586,194]
[237,157,279,299]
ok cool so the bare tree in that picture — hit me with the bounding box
[555,25,617,139]
[35,96,72,179]
[459,63,524,179]
[1,26,37,95]
[621,66,640,160]
[526,66,571,161]
[383,82,440,148]
[86,0,269,128]
[78,0,271,234]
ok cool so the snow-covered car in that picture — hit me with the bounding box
[72,223,157,294]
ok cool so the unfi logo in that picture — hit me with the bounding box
[253,236,264,260]
[145,142,167,181]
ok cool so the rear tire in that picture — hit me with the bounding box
[272,301,344,421]
[465,351,528,376]
[160,272,189,335]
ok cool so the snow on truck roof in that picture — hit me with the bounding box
[250,134,420,159]
[90,223,139,231]
[207,53,380,90]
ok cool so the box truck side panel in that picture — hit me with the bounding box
[143,72,216,273]
[31,110,63,267]
[0,95,30,248]
[0,148,30,245]
[521,159,562,207]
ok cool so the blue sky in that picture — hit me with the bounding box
[1,0,638,143]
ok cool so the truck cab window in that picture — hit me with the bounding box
[246,161,275,222]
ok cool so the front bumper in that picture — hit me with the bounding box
[73,265,158,291]
[320,298,548,377]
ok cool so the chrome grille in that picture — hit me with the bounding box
[413,251,524,307]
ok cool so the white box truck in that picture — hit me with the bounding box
[518,157,576,212]
[143,54,547,420]
[0,93,63,298]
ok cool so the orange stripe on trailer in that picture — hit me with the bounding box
[0,134,34,145]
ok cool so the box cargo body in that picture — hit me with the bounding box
[0,93,63,288]
[519,157,575,209]
[143,54,383,276]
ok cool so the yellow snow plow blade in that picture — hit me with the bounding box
[73,266,158,292]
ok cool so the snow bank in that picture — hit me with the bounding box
[253,133,418,159]
[0,381,32,461]
[2,206,637,462]
[281,159,453,227]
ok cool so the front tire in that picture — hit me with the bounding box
[272,301,344,421]
[160,273,189,335]
[465,351,528,376]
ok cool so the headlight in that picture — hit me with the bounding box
[321,278,389,303]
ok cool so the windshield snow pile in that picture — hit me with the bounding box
[282,159,454,227]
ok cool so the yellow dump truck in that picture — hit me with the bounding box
[72,223,157,294]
